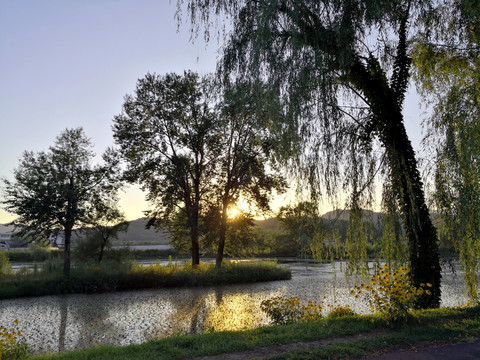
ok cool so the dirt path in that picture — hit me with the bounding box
[368,339,480,359]
[187,331,480,360]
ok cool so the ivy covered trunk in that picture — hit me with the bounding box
[381,107,442,308]
[348,55,442,308]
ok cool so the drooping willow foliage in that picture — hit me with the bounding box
[377,181,409,270]
[413,0,480,302]
[178,0,446,307]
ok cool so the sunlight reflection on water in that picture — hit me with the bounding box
[0,261,470,354]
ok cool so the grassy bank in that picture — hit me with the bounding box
[5,248,180,263]
[31,305,480,360]
[0,260,291,299]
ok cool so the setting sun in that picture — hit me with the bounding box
[227,198,251,219]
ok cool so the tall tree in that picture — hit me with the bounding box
[113,71,219,265]
[413,0,480,301]
[209,82,286,267]
[2,128,121,277]
[179,0,442,307]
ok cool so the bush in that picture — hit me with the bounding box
[28,243,51,262]
[0,320,29,360]
[0,252,12,275]
[131,248,179,260]
[260,296,323,325]
[326,303,357,319]
[7,249,62,263]
[351,265,431,323]
[42,257,64,275]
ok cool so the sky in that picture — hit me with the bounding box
[0,0,427,224]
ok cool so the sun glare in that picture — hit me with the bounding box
[227,199,250,219]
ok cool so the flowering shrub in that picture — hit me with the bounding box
[260,296,323,325]
[453,301,474,309]
[326,303,357,319]
[0,320,29,360]
[351,265,431,323]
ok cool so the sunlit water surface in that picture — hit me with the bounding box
[0,261,471,354]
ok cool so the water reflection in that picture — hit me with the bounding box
[58,297,67,352]
[0,262,471,354]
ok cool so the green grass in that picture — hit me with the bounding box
[6,248,179,263]
[266,314,480,359]
[32,305,480,360]
[6,249,63,263]
[0,260,291,299]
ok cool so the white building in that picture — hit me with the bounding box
[0,232,11,242]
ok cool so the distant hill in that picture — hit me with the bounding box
[3,209,386,246]
[115,218,169,245]
[1,219,169,246]
[254,217,281,232]
[321,209,383,224]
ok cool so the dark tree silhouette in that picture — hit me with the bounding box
[178,0,444,307]
[2,128,121,277]
[113,72,219,265]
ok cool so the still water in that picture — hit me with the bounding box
[0,262,471,354]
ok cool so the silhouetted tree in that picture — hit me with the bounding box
[209,82,286,267]
[178,0,443,307]
[2,128,121,277]
[113,71,219,265]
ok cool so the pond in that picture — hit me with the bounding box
[0,261,471,354]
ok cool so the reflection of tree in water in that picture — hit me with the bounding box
[169,289,209,335]
[58,296,67,353]
[72,294,119,349]
[57,294,120,351]
[204,288,268,332]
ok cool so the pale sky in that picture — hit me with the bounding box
[0,0,427,223]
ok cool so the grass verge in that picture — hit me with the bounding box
[32,305,480,360]
[0,260,291,299]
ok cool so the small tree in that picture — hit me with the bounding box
[77,206,129,263]
[2,128,121,277]
[278,202,324,258]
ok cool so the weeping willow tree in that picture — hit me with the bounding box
[413,0,480,302]
[377,182,408,270]
[179,0,443,307]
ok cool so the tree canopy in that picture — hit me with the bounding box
[2,128,122,276]
[113,71,218,265]
[208,81,286,266]
[113,72,284,266]
[177,0,448,307]
[413,0,480,301]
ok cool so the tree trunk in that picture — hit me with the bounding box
[216,206,229,268]
[381,110,441,308]
[191,226,200,266]
[63,226,71,278]
[98,238,106,262]
[190,209,200,266]
[347,58,442,308]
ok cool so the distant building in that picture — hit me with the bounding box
[0,226,13,249]
[49,233,65,248]
[0,232,11,242]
